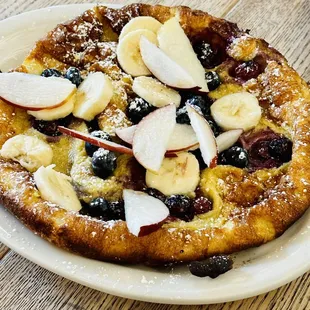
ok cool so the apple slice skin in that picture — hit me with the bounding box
[0,73,76,111]
[186,105,218,168]
[58,126,133,155]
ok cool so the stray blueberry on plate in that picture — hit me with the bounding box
[88,197,110,218]
[127,97,153,124]
[205,71,221,91]
[91,148,117,179]
[41,68,62,78]
[194,41,217,69]
[189,255,233,278]
[85,130,112,157]
[219,146,249,168]
[165,195,194,222]
[269,137,292,162]
[65,67,82,87]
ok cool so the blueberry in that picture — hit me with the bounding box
[219,146,249,168]
[91,149,117,179]
[176,105,191,124]
[269,138,292,162]
[205,71,221,91]
[233,60,261,81]
[189,255,233,278]
[41,68,62,78]
[192,196,212,215]
[65,67,82,87]
[109,201,125,220]
[85,131,112,157]
[127,97,153,124]
[31,115,72,136]
[86,119,100,132]
[165,195,193,222]
[144,188,166,202]
[176,95,211,125]
[88,197,110,218]
[194,42,217,69]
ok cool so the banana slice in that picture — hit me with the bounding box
[0,135,53,172]
[119,16,162,40]
[34,165,82,212]
[73,72,114,121]
[116,29,158,77]
[133,76,181,108]
[210,92,261,131]
[28,92,76,121]
[146,152,200,196]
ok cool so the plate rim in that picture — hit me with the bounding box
[0,3,309,305]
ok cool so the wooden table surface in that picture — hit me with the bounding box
[0,0,310,309]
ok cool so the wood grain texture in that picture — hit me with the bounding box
[0,0,310,309]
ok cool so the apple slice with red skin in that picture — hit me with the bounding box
[216,129,243,153]
[0,72,76,111]
[123,189,170,237]
[133,104,176,172]
[139,36,198,90]
[117,124,199,154]
[58,126,133,155]
[186,105,218,168]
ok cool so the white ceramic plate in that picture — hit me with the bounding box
[0,4,310,305]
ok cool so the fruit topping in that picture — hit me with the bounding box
[158,18,209,92]
[219,146,249,168]
[193,41,217,69]
[268,138,293,162]
[189,255,233,278]
[88,197,110,218]
[116,124,199,153]
[126,97,154,124]
[132,76,181,108]
[0,135,53,172]
[32,115,72,136]
[240,129,292,170]
[139,36,197,89]
[210,92,261,131]
[119,16,162,40]
[0,72,76,111]
[73,72,114,121]
[91,148,117,179]
[205,71,221,91]
[28,92,76,121]
[146,152,200,196]
[58,126,133,155]
[192,196,213,215]
[144,188,166,202]
[187,105,218,168]
[216,129,243,153]
[123,189,169,237]
[34,165,82,211]
[233,60,261,81]
[41,68,62,78]
[65,67,82,87]
[117,29,158,76]
[109,201,126,220]
[85,130,112,157]
[164,194,193,222]
[133,104,176,172]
